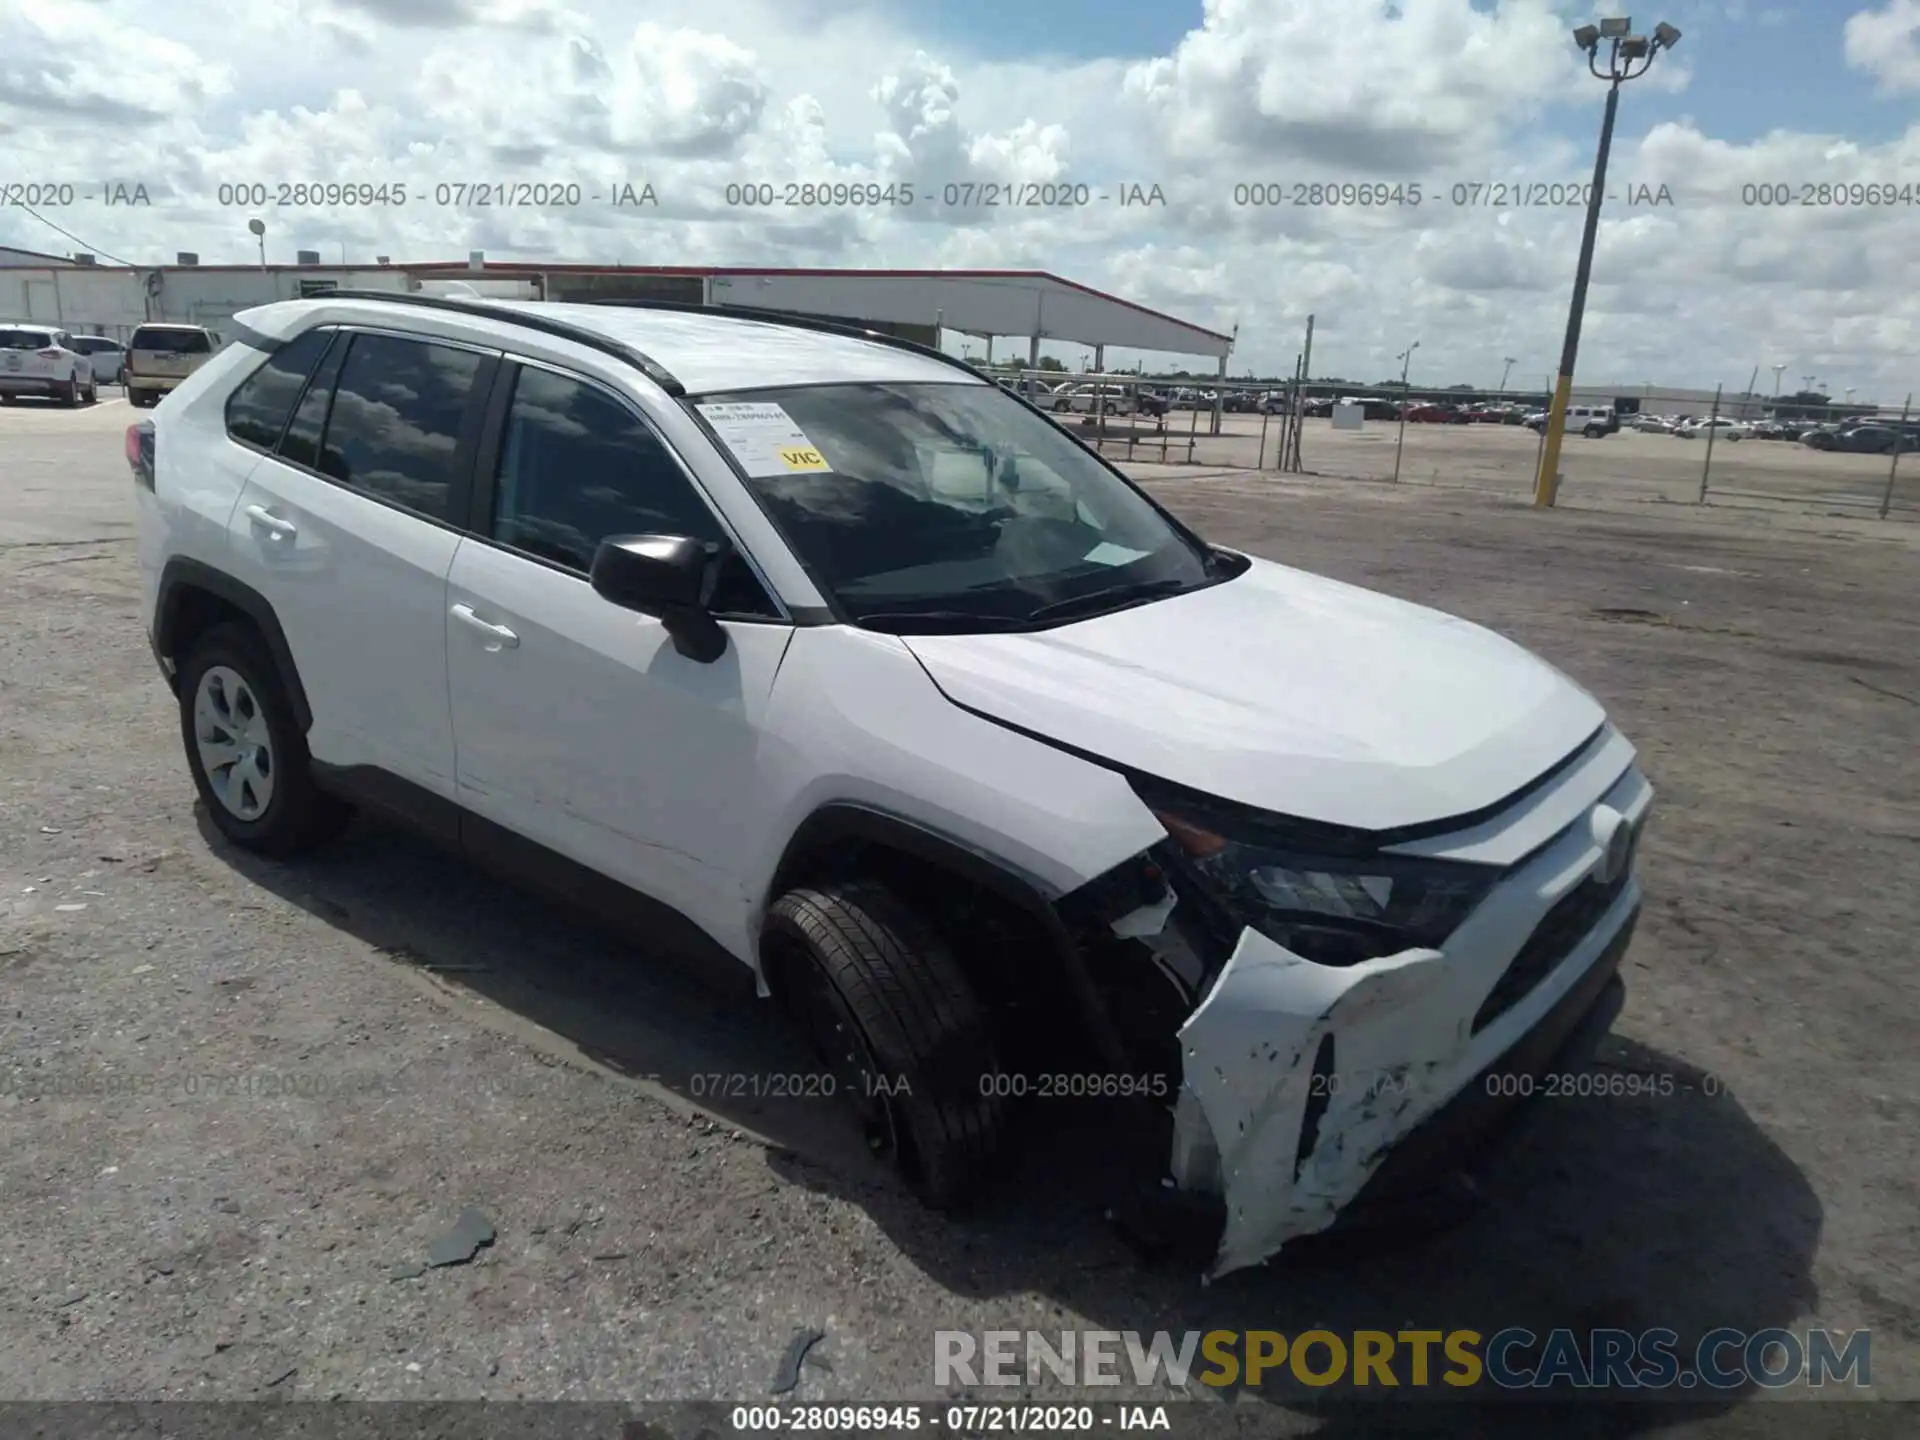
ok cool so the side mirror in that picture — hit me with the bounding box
[589,533,729,663]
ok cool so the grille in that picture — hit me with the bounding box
[1472,867,1628,1034]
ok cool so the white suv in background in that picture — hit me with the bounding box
[130,293,1652,1277]
[0,324,97,405]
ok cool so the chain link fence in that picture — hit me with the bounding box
[992,370,1917,521]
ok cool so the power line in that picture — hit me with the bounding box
[11,204,139,267]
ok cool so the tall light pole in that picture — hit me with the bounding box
[1534,16,1681,507]
[1498,356,1516,396]
[248,217,266,270]
[1391,340,1419,484]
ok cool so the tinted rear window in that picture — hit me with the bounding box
[0,329,52,350]
[316,333,484,521]
[132,328,213,354]
[224,328,337,452]
[70,337,119,353]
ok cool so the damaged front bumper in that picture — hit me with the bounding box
[1165,759,1653,1278]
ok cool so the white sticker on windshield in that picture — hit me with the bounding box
[1083,542,1151,566]
[695,401,831,477]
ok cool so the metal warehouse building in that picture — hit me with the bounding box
[0,252,1235,374]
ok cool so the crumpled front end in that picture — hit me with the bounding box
[1161,733,1653,1278]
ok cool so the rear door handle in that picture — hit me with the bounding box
[244,504,297,540]
[451,603,519,649]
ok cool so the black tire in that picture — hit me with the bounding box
[130,388,152,408]
[57,377,77,407]
[177,622,352,858]
[764,880,1006,1209]
[1584,425,1604,439]
[81,377,98,405]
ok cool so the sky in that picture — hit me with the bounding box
[2,0,1917,394]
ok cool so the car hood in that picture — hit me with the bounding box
[901,555,1606,832]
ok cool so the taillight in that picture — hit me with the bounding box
[37,348,61,359]
[126,421,155,490]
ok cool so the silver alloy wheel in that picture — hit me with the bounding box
[193,665,275,820]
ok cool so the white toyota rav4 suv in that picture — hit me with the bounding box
[130,293,1651,1277]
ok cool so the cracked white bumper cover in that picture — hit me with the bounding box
[1171,758,1653,1278]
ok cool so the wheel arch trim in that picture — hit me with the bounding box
[153,557,313,733]
[761,801,1136,1072]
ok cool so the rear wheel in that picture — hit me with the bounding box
[177,623,352,858]
[56,377,77,406]
[764,880,1006,1209]
[81,376,98,405]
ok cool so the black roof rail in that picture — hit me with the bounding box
[575,296,988,383]
[312,289,687,396]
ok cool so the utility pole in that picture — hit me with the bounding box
[1535,17,1681,508]
[1391,341,1419,484]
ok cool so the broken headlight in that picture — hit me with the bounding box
[1149,806,1499,967]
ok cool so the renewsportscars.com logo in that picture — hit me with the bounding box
[934,1328,1871,1392]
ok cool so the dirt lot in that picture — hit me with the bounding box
[1076,412,1918,518]
[1,397,1916,1431]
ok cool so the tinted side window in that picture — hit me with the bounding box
[276,332,347,470]
[318,334,483,522]
[223,329,336,451]
[492,366,773,615]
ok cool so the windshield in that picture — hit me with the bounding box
[691,380,1220,631]
[0,329,52,350]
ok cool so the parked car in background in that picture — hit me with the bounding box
[1632,414,1673,433]
[68,335,127,386]
[0,324,98,405]
[125,323,220,408]
[1674,417,1748,441]
[1523,405,1615,437]
[1222,390,1261,413]
[1260,392,1292,414]
[1801,424,1901,453]
[1060,383,1135,416]
[1135,389,1171,417]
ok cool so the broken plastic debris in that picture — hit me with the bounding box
[770,1327,826,1394]
[427,1207,497,1267]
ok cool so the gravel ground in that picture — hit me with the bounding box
[1,399,1916,1433]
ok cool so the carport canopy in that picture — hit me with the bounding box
[400,263,1234,365]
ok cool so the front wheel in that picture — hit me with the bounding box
[763,880,1006,1210]
[177,623,353,857]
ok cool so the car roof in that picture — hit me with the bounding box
[249,296,984,396]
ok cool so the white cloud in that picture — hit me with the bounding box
[1844,0,1920,92]
[0,0,1914,395]
[1122,0,1580,171]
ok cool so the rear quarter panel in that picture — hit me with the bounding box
[139,343,276,635]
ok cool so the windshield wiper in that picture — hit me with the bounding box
[852,610,1036,634]
[1023,577,1194,625]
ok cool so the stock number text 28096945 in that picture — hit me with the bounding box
[1232,182,1422,207]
